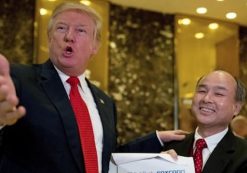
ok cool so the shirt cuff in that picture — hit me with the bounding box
[156,130,164,146]
[0,125,5,130]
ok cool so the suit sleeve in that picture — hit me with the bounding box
[116,132,163,153]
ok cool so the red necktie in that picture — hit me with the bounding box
[193,139,207,173]
[67,76,98,173]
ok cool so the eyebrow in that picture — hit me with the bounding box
[197,84,228,91]
[55,21,87,27]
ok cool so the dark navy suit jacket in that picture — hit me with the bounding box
[0,60,162,173]
[163,130,247,173]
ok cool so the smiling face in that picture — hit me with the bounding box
[191,71,242,136]
[48,10,99,76]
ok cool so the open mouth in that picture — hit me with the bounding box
[63,46,73,57]
[199,105,215,114]
[65,46,73,53]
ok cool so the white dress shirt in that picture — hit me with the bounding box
[55,67,103,173]
[193,127,228,169]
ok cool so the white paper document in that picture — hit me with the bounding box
[109,153,195,173]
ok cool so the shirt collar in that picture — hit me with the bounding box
[194,127,228,153]
[54,65,87,93]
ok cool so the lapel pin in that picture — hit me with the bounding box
[100,99,105,104]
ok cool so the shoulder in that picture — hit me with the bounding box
[10,60,54,76]
[230,137,247,172]
[233,135,247,150]
[222,130,247,149]
[10,63,43,79]
[10,63,35,73]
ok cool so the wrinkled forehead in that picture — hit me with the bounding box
[197,71,237,91]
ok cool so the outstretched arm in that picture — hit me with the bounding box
[157,129,188,142]
[0,54,26,126]
[117,130,188,153]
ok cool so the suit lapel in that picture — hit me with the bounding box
[168,130,237,173]
[203,130,236,173]
[38,60,83,172]
[170,131,236,173]
[87,80,116,172]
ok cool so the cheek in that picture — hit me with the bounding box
[48,39,55,52]
[217,98,232,108]
[78,36,96,51]
[49,37,62,50]
[77,44,94,57]
[191,99,199,114]
[48,36,55,47]
[217,100,237,116]
[192,95,200,105]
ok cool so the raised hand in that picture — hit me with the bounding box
[0,54,26,126]
[157,129,189,142]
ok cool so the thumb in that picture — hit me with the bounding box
[0,53,10,77]
[0,53,16,97]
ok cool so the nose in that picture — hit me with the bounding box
[202,92,212,103]
[64,29,75,43]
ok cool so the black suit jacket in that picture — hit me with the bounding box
[0,60,162,173]
[163,129,247,173]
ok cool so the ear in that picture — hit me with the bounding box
[91,41,100,55]
[233,102,243,116]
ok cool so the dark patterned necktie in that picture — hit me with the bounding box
[193,139,207,173]
[67,76,98,173]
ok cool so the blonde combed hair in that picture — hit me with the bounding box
[47,2,102,42]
